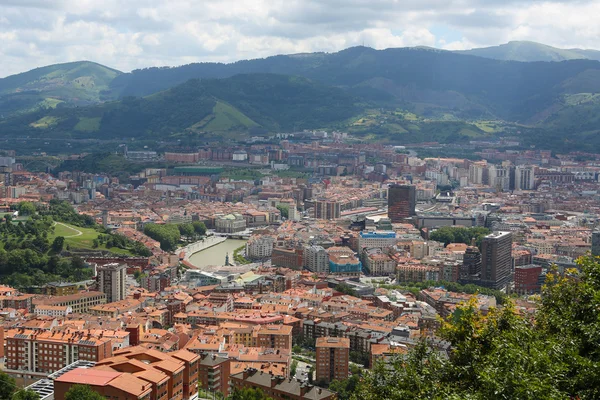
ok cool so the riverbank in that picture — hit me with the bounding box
[188,238,248,268]
[179,236,227,261]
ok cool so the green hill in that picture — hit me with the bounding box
[0,61,122,116]
[4,45,600,150]
[457,41,600,62]
[0,74,362,139]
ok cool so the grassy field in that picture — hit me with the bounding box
[50,222,132,255]
[191,101,259,132]
[30,116,61,128]
[39,98,64,109]
[74,117,101,132]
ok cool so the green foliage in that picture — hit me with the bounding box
[429,226,491,248]
[290,360,298,377]
[349,351,369,367]
[55,153,146,183]
[64,385,106,400]
[233,245,251,265]
[335,283,358,297]
[0,215,94,287]
[12,389,40,400]
[143,223,181,252]
[228,387,271,400]
[51,236,65,253]
[0,61,121,117]
[193,221,207,236]
[355,256,600,400]
[17,202,36,216]
[329,375,361,400]
[0,370,16,400]
[41,200,95,227]
[276,205,289,219]
[178,223,195,238]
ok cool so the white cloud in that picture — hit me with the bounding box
[0,0,599,77]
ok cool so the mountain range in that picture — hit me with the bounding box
[2,41,600,151]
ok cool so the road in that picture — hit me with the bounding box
[54,221,83,238]
[294,360,312,382]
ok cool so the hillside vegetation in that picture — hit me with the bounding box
[3,45,600,150]
[0,74,362,139]
[0,61,122,116]
[457,40,600,62]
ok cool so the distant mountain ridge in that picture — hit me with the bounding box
[457,41,600,62]
[0,61,122,117]
[3,41,600,151]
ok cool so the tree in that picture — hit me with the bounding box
[429,226,491,248]
[193,221,207,236]
[228,387,271,400]
[17,202,36,216]
[64,385,105,400]
[335,283,358,297]
[12,389,40,400]
[353,256,600,400]
[290,360,298,377]
[51,236,65,253]
[276,205,289,219]
[329,375,360,400]
[0,370,16,400]
[178,223,195,238]
[144,223,181,252]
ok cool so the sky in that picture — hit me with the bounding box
[1,0,600,77]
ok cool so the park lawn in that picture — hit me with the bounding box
[50,222,134,256]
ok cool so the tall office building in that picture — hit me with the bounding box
[592,230,600,257]
[460,245,482,284]
[388,184,416,223]
[314,200,341,220]
[515,166,536,190]
[316,337,350,384]
[304,245,330,274]
[481,232,513,290]
[97,263,127,303]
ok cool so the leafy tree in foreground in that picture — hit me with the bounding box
[228,387,271,400]
[0,370,16,400]
[17,202,36,216]
[64,385,105,400]
[51,236,65,253]
[12,389,40,400]
[352,256,600,400]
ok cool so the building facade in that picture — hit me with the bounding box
[388,185,416,223]
[97,263,127,303]
[481,232,513,290]
[316,337,350,384]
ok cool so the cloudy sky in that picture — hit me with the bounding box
[1,0,600,77]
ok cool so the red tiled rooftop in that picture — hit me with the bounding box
[55,368,121,386]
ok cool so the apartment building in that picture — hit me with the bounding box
[315,337,350,384]
[256,325,293,350]
[33,291,107,313]
[246,235,275,259]
[230,368,335,400]
[97,346,198,400]
[34,305,73,317]
[357,231,397,250]
[198,353,231,397]
[303,245,330,274]
[97,263,127,303]
[4,329,113,375]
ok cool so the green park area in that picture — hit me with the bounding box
[49,221,133,256]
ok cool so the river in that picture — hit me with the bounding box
[188,238,248,268]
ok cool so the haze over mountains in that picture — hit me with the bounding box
[2,41,600,151]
